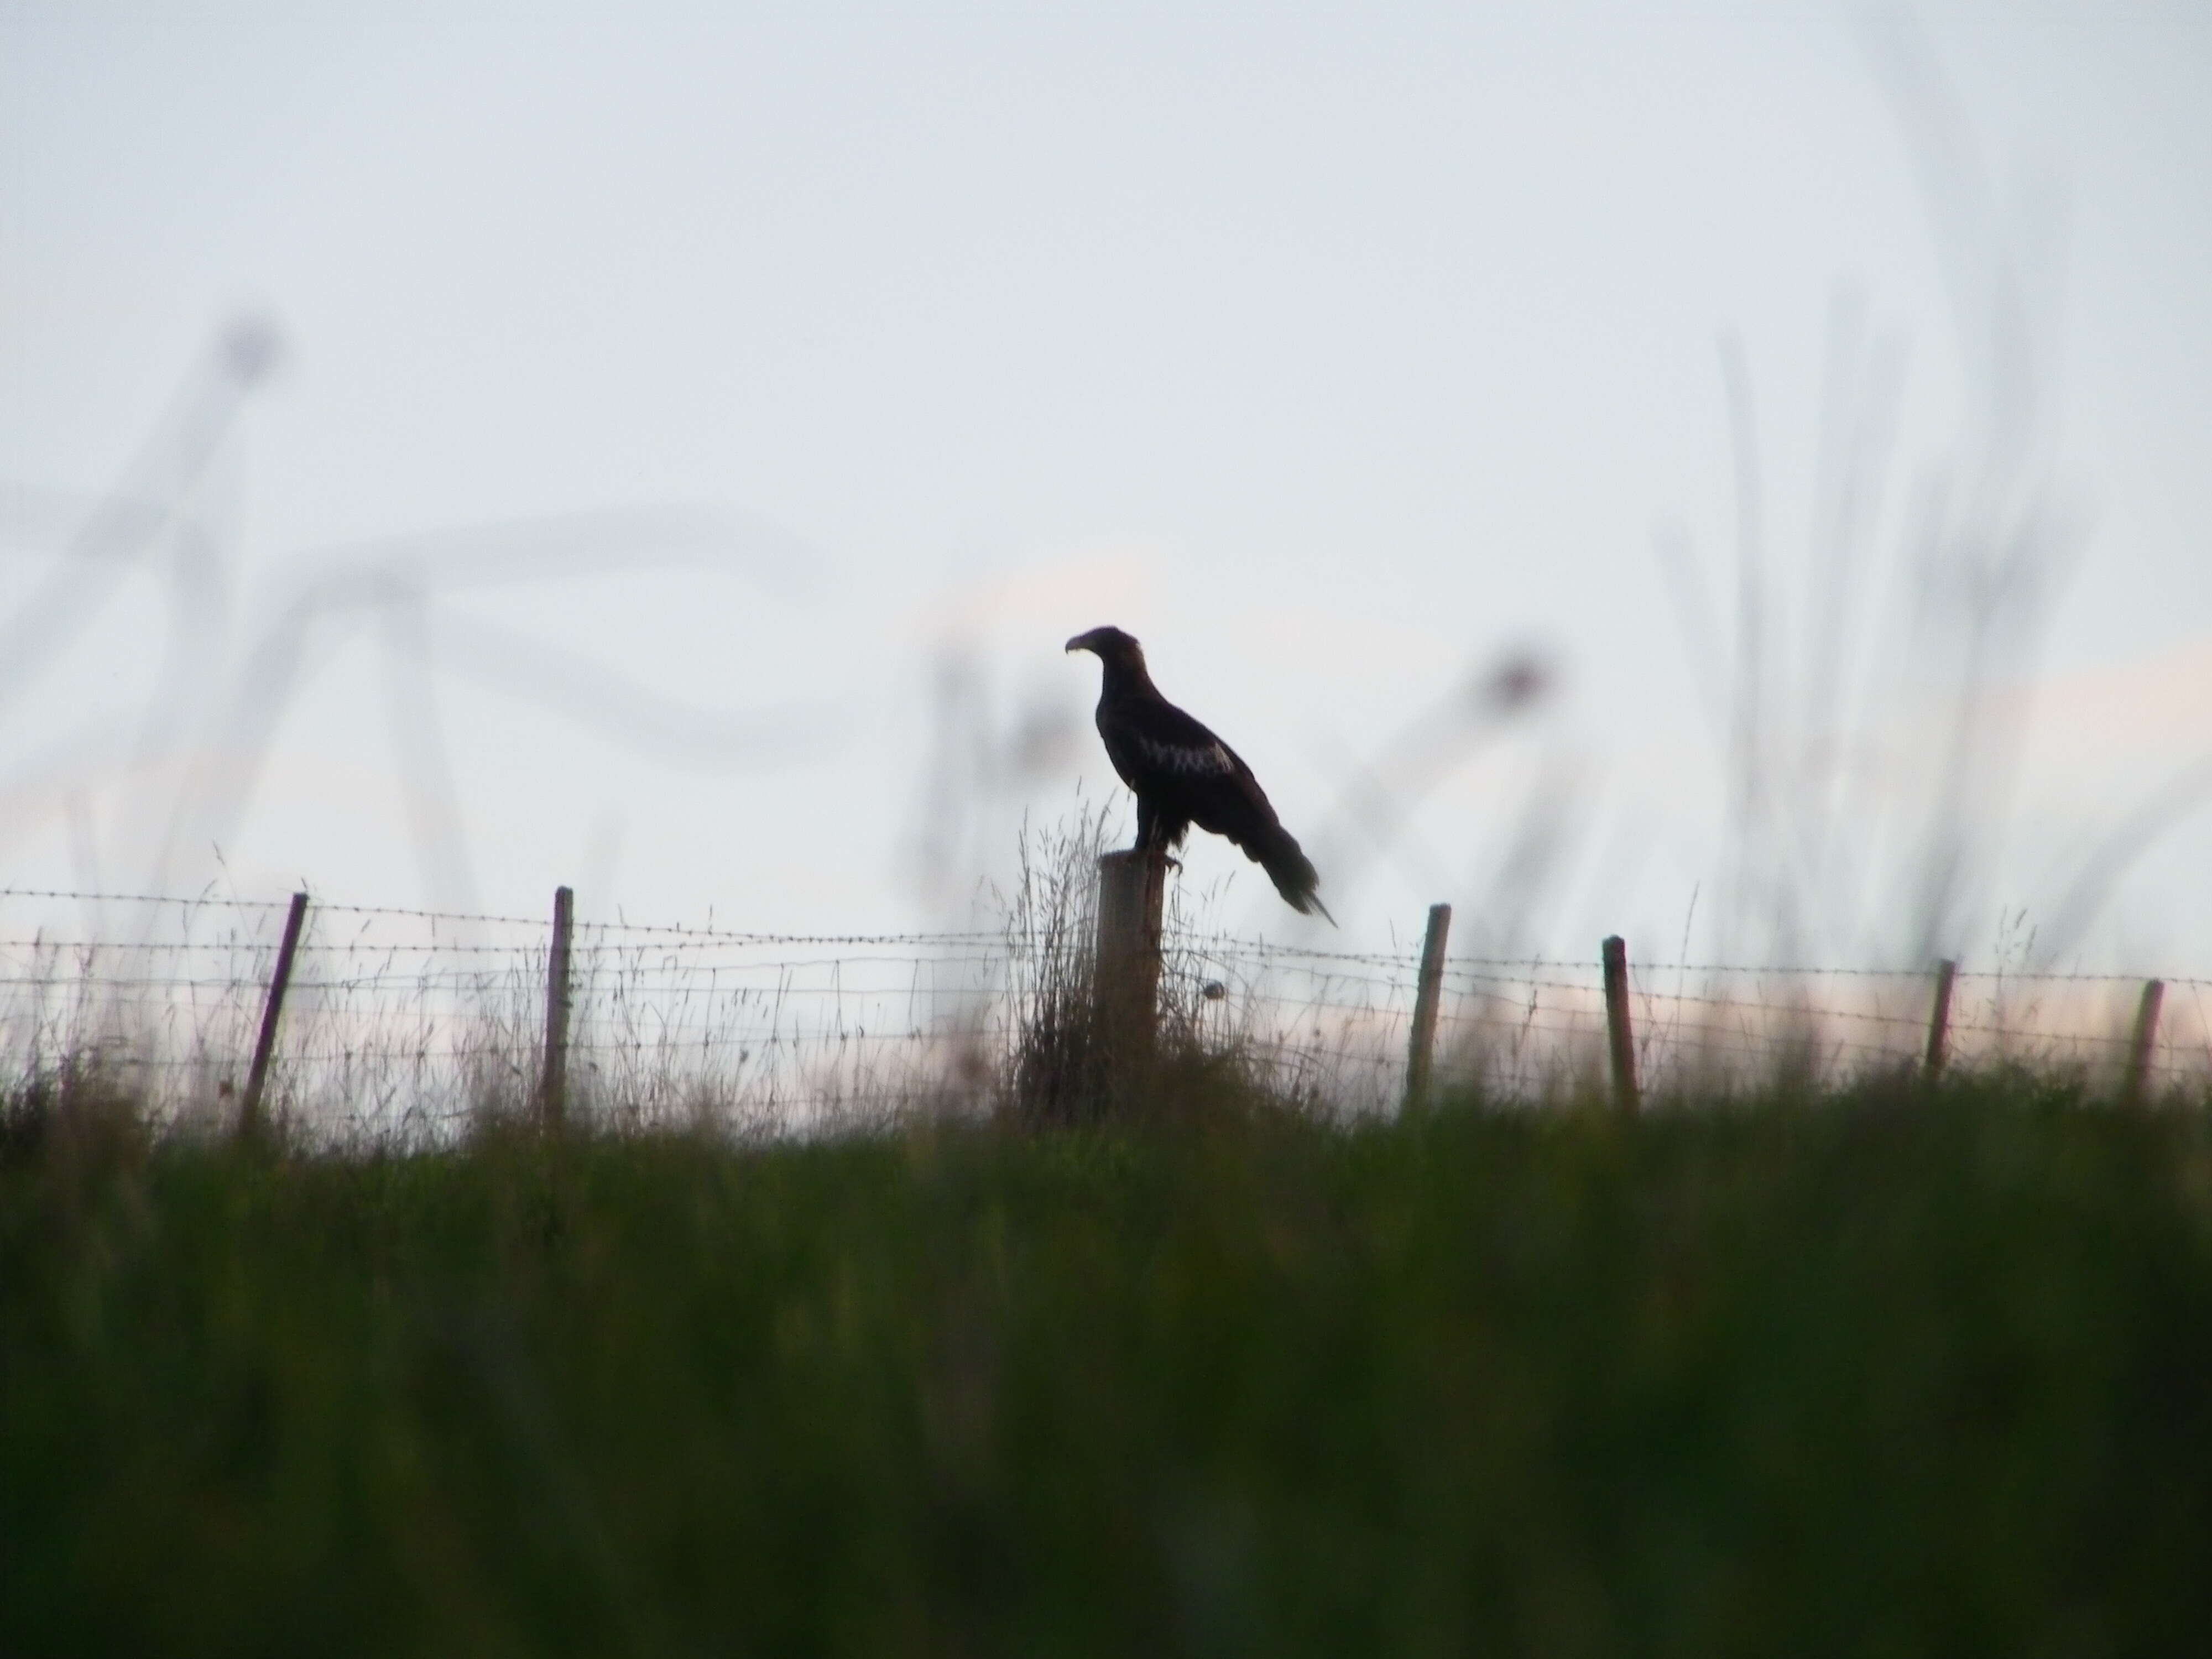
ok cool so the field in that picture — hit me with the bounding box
[7,1067,2212,1657]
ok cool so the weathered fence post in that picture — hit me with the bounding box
[1923,958,1958,1079]
[540,884,575,1129]
[1601,934,1639,1113]
[239,890,310,1139]
[2120,978,2165,1108]
[1094,849,1167,1063]
[1404,902,1452,1112]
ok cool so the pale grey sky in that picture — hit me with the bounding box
[4,3,2209,972]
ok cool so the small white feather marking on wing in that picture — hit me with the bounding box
[1136,735,1233,775]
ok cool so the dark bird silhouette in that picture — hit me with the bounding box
[1066,625,1333,922]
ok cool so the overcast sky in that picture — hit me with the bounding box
[4,3,2209,973]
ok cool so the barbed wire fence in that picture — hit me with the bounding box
[3,885,2208,1144]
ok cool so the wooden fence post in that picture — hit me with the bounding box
[1404,903,1452,1112]
[1923,958,1958,1079]
[1601,934,1639,1113]
[540,884,575,1129]
[1094,849,1167,1061]
[239,890,309,1139]
[2120,978,2165,1108]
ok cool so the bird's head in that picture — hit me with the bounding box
[1064,625,1146,675]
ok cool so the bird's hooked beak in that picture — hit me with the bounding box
[1066,625,1133,661]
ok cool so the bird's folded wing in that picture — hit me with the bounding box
[1113,699,1246,778]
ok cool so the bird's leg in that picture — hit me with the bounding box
[1134,800,1184,869]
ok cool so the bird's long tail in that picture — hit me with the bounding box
[1251,824,1335,926]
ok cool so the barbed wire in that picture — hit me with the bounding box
[9,890,2208,1131]
[0,887,1007,945]
[8,888,2209,985]
[0,886,304,912]
[9,961,2200,1021]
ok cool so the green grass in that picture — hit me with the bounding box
[6,1074,2212,1656]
